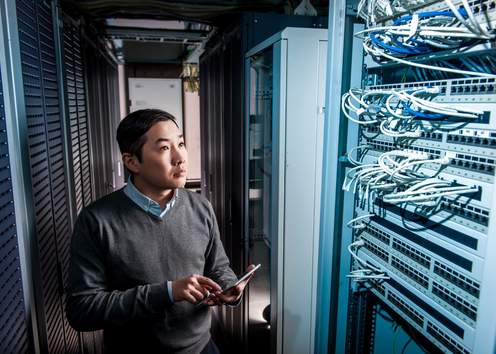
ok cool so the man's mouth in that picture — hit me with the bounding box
[173,170,187,178]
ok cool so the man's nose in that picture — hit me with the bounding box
[171,147,186,166]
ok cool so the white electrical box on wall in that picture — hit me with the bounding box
[128,78,183,128]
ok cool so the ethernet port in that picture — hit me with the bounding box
[454,135,460,142]
[482,139,489,145]
[464,161,471,168]
[447,135,453,141]
[490,139,496,146]
[488,85,494,92]
[474,138,481,144]
[457,160,464,166]
[478,164,485,171]
[480,86,486,92]
[460,136,467,142]
[472,162,478,169]
[487,166,495,173]
[467,137,474,143]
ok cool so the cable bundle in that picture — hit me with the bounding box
[343,148,478,208]
[342,86,484,137]
[357,1,496,77]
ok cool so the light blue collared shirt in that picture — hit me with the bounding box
[123,177,177,219]
[123,177,177,303]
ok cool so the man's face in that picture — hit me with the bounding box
[132,120,188,190]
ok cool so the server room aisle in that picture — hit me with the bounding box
[0,0,329,353]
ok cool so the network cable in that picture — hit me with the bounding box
[347,239,390,281]
[357,3,496,77]
[342,86,484,137]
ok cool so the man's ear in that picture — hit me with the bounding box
[122,153,140,175]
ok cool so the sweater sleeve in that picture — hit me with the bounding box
[65,209,172,331]
[203,203,238,291]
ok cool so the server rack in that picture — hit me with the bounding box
[0,0,120,352]
[199,13,326,353]
[318,1,496,353]
[244,28,328,354]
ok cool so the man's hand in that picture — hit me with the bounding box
[172,275,221,304]
[205,264,257,306]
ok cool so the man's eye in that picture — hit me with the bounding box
[161,146,170,151]
[179,142,186,148]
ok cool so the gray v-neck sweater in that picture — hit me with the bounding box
[66,188,237,354]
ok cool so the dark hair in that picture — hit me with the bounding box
[116,109,179,162]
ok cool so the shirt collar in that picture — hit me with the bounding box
[124,177,178,219]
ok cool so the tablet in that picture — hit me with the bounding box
[198,264,261,304]
[222,264,261,295]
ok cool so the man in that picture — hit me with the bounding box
[66,109,253,354]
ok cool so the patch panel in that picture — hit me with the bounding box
[359,250,476,346]
[362,237,389,262]
[391,255,430,289]
[433,262,480,299]
[439,199,490,227]
[361,126,496,157]
[432,282,478,322]
[358,231,481,316]
[447,130,496,149]
[367,77,496,97]
[387,291,425,327]
[426,322,471,354]
[368,200,488,256]
[358,197,490,244]
[392,237,431,269]
[357,213,485,286]
[358,240,480,328]
[362,139,496,183]
[369,282,472,354]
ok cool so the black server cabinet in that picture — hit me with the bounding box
[0,59,31,354]
[16,0,77,352]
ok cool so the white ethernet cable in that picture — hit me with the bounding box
[342,89,381,125]
[377,149,450,183]
[346,144,372,166]
[347,239,390,281]
[343,148,475,207]
[390,87,484,119]
[346,213,375,229]
[383,178,479,206]
[342,86,484,137]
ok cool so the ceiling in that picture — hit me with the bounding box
[62,0,329,22]
[62,0,329,64]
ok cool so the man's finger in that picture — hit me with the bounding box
[192,282,209,297]
[196,275,222,291]
[190,288,206,301]
[185,293,198,304]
